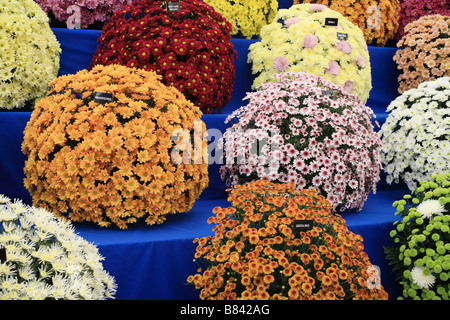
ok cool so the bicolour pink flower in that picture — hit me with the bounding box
[273,56,290,72]
[335,40,352,54]
[309,4,327,12]
[356,55,366,68]
[284,17,301,27]
[303,34,318,48]
[325,60,340,75]
[343,80,355,94]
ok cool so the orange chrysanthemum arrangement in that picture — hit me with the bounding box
[188,180,388,300]
[22,64,209,229]
[393,14,450,93]
[297,0,400,46]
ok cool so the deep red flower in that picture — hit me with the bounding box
[90,0,237,114]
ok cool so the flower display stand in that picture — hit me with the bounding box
[0,28,405,300]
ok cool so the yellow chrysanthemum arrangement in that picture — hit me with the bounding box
[248,3,372,103]
[0,0,60,109]
[297,0,400,46]
[188,180,389,300]
[22,64,209,229]
[203,0,279,39]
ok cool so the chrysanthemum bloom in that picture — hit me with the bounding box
[273,56,290,72]
[220,72,381,212]
[416,199,446,219]
[248,3,372,103]
[89,0,236,114]
[297,0,400,46]
[411,267,436,290]
[393,14,449,93]
[188,180,389,300]
[22,64,209,229]
[386,173,450,300]
[0,0,60,109]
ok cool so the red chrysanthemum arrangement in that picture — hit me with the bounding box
[89,0,237,114]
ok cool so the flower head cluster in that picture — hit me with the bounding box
[379,77,450,191]
[219,72,381,212]
[203,0,279,39]
[89,0,236,114]
[393,14,450,93]
[35,0,132,28]
[385,173,450,300]
[22,64,209,229]
[396,0,450,40]
[248,3,372,103]
[0,0,60,109]
[297,0,400,46]
[0,195,117,300]
[188,180,388,300]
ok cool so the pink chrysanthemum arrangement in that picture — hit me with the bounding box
[219,72,382,212]
[393,14,450,93]
[34,0,132,28]
[396,0,450,39]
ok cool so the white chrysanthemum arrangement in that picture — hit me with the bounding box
[0,0,61,109]
[0,195,117,300]
[379,76,450,191]
[385,173,450,300]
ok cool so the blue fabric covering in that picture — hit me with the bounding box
[0,28,407,299]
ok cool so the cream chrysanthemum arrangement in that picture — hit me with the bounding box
[0,0,60,109]
[0,195,117,300]
[248,3,371,103]
[385,173,450,300]
[379,77,450,191]
[203,0,279,39]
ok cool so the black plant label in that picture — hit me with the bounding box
[94,92,114,104]
[293,220,314,234]
[166,2,181,12]
[0,247,6,263]
[325,17,338,26]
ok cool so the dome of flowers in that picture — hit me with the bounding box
[393,14,450,94]
[379,77,450,191]
[22,64,209,229]
[219,72,382,212]
[203,0,279,39]
[396,0,450,40]
[34,0,132,28]
[385,173,450,300]
[298,0,400,46]
[0,195,117,300]
[248,3,372,103]
[188,180,389,300]
[0,0,60,109]
[89,0,236,114]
